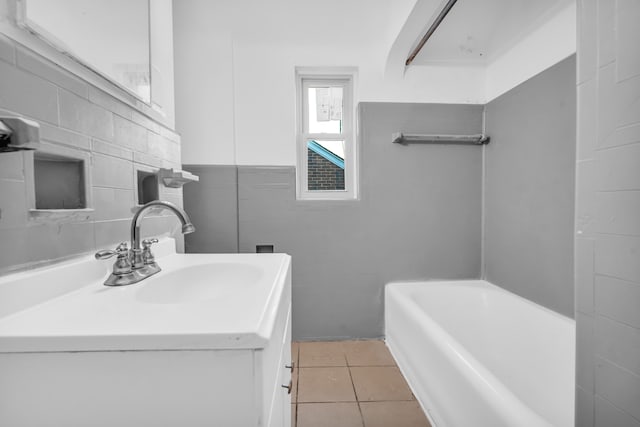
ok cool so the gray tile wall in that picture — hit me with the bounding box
[185,103,484,340]
[576,0,640,425]
[484,55,577,317]
[0,35,184,274]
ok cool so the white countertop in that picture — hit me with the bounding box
[0,248,291,353]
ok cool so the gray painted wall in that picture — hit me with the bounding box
[241,103,484,340]
[484,55,576,317]
[575,1,640,426]
[183,165,238,253]
[185,103,484,340]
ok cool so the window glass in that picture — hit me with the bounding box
[307,140,345,191]
[307,87,343,134]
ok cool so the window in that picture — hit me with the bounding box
[296,69,357,200]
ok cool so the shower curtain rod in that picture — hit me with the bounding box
[405,0,459,66]
[392,132,490,145]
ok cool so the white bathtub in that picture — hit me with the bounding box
[385,280,575,427]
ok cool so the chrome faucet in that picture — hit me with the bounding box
[95,200,195,286]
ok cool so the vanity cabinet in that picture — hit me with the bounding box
[0,251,292,427]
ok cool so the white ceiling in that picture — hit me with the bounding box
[411,0,574,65]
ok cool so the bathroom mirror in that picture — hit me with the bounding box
[21,0,151,103]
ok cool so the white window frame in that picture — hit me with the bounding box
[295,67,358,200]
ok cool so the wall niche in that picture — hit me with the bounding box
[34,153,86,210]
[136,170,159,205]
[22,144,93,220]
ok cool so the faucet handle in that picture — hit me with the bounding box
[142,238,159,248]
[142,238,159,265]
[95,242,129,260]
[95,242,133,276]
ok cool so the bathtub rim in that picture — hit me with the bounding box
[385,279,575,327]
[384,279,575,427]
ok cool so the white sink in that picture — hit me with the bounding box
[0,240,291,352]
[136,263,263,304]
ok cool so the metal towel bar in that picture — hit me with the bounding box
[392,132,489,145]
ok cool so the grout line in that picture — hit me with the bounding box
[593,231,640,238]
[293,402,297,427]
[594,312,640,332]
[594,272,640,287]
[296,399,415,404]
[595,189,640,193]
[594,139,640,152]
[346,360,366,426]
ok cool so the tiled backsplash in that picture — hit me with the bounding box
[0,34,184,274]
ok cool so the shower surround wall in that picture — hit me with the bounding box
[484,56,576,318]
[575,0,640,426]
[0,34,183,273]
[187,103,484,340]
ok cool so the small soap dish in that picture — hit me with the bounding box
[158,168,199,188]
[0,117,41,152]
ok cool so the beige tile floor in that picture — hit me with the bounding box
[291,340,431,427]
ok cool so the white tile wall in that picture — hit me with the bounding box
[576,160,596,236]
[595,275,640,329]
[91,138,134,161]
[0,179,28,229]
[594,359,640,421]
[576,1,640,425]
[594,315,640,376]
[40,123,91,151]
[92,188,136,222]
[615,0,640,82]
[577,78,597,160]
[58,89,114,141]
[88,86,134,120]
[16,46,88,98]
[576,386,595,427]
[0,35,184,274]
[0,34,14,64]
[601,122,640,150]
[91,154,135,190]
[595,144,640,191]
[595,0,615,67]
[596,190,640,235]
[575,237,595,314]
[595,235,640,283]
[594,396,640,427]
[577,0,597,84]
[0,59,58,124]
[597,66,640,145]
[577,312,595,391]
[0,151,25,181]
[114,114,148,153]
